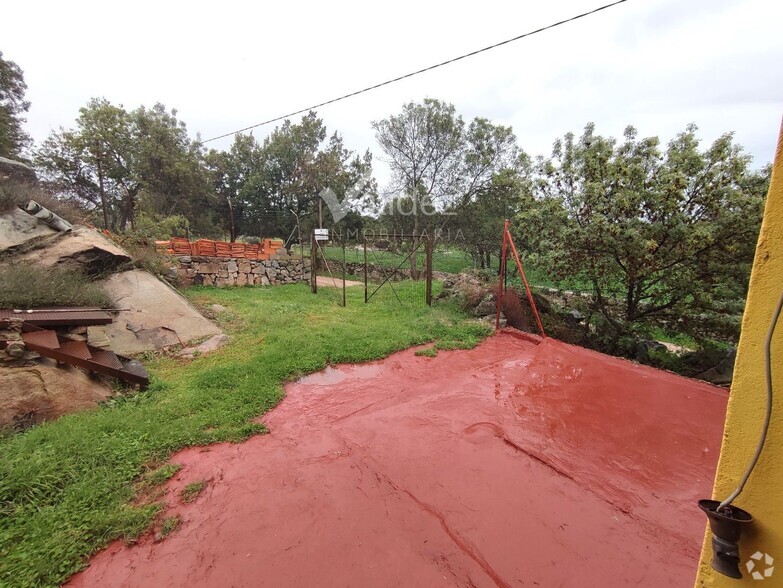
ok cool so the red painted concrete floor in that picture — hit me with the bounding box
[67,331,728,588]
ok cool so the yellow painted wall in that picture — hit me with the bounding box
[695,119,783,586]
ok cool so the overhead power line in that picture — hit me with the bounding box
[201,0,631,144]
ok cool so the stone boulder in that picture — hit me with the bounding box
[89,269,222,355]
[0,208,58,254]
[15,226,130,275]
[177,334,231,359]
[0,361,112,431]
[688,347,737,386]
[0,157,37,184]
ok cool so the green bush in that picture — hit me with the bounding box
[132,212,189,241]
[0,265,111,309]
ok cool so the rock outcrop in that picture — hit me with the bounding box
[0,157,37,184]
[89,269,222,355]
[14,226,131,275]
[0,360,112,431]
[0,208,58,254]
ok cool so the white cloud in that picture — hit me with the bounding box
[3,0,781,189]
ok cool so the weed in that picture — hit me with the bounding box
[158,515,181,539]
[0,181,87,225]
[103,233,176,280]
[142,464,182,488]
[0,265,111,309]
[180,481,207,504]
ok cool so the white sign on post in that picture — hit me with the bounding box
[314,228,329,241]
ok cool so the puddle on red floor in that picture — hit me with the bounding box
[67,331,727,588]
[296,362,385,386]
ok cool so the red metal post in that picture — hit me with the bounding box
[505,227,547,338]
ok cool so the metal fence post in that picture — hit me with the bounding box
[426,236,433,307]
[311,229,317,294]
[363,236,368,303]
[496,220,509,330]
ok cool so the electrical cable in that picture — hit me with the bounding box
[718,288,783,511]
[201,0,631,144]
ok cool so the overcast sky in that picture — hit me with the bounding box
[3,0,782,187]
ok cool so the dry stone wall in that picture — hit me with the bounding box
[326,260,450,282]
[176,256,311,287]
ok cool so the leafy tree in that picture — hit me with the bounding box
[205,133,262,240]
[373,99,464,236]
[209,112,376,243]
[373,99,518,274]
[521,123,769,344]
[130,104,219,235]
[455,166,530,268]
[0,51,31,158]
[35,99,220,234]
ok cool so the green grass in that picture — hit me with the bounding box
[158,515,181,538]
[414,346,438,358]
[320,246,477,274]
[180,481,207,504]
[0,282,490,587]
[139,463,181,489]
[319,245,594,293]
[647,327,698,349]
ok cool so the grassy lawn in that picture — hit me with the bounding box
[0,282,490,588]
[319,245,477,274]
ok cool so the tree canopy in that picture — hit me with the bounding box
[520,123,769,344]
[207,111,376,242]
[15,80,772,350]
[35,99,220,234]
[0,51,31,158]
[372,99,521,278]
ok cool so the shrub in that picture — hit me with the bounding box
[132,212,190,241]
[102,232,177,282]
[0,265,111,309]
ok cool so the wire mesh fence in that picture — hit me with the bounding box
[309,231,433,307]
[310,234,347,307]
[363,234,431,308]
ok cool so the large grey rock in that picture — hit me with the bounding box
[0,157,37,184]
[177,334,230,359]
[693,348,737,385]
[15,226,130,275]
[89,269,221,355]
[0,208,57,254]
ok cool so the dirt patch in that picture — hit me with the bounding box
[315,275,363,288]
[67,332,726,587]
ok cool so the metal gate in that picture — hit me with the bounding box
[310,229,347,306]
[363,233,432,307]
[310,231,433,307]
